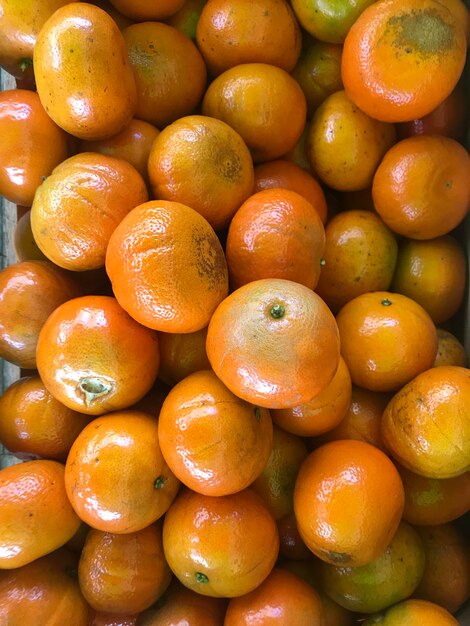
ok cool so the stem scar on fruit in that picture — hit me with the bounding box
[195,572,209,584]
[78,377,113,407]
[270,303,285,319]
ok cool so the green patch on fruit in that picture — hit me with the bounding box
[388,9,455,57]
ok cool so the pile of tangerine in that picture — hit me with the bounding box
[0,0,469,624]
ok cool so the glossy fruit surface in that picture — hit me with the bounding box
[31,153,148,271]
[123,22,206,129]
[0,376,90,461]
[65,411,179,533]
[106,201,229,333]
[196,0,301,75]
[163,488,279,597]
[78,524,171,613]
[36,296,160,415]
[34,3,137,140]
[342,0,467,122]
[224,568,324,625]
[0,460,81,569]
[320,522,425,613]
[0,260,81,369]
[0,549,90,625]
[202,63,307,162]
[294,440,404,567]
[158,370,273,496]
[362,598,459,625]
[381,366,470,478]
[0,89,69,206]
[336,291,438,392]
[372,135,470,239]
[226,189,325,290]
[207,279,340,409]
[148,115,254,231]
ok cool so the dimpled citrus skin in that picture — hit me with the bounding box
[33,3,137,140]
[206,279,341,409]
[381,366,470,479]
[65,411,180,534]
[31,153,148,271]
[163,488,280,598]
[105,201,229,333]
[36,296,160,416]
[294,440,405,568]
[0,460,81,569]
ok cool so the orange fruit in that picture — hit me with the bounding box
[342,0,467,122]
[294,440,405,567]
[202,62,307,163]
[282,126,312,172]
[137,580,228,626]
[0,460,81,569]
[107,0,186,20]
[0,376,90,462]
[226,189,325,290]
[31,152,148,271]
[196,0,301,75]
[91,0,135,30]
[163,488,279,597]
[271,356,352,438]
[206,278,341,409]
[396,84,467,142]
[381,365,470,479]
[413,523,470,614]
[315,210,398,313]
[399,465,470,526]
[292,39,343,117]
[13,210,48,262]
[320,521,425,613]
[291,0,376,43]
[158,370,273,496]
[307,90,396,192]
[434,328,468,368]
[165,0,208,41]
[224,568,324,625]
[277,512,312,561]
[253,159,328,224]
[78,523,171,613]
[65,410,179,534]
[0,89,69,206]
[147,115,254,231]
[80,118,159,185]
[34,3,137,140]
[362,598,459,626]
[0,260,81,369]
[0,549,90,625]
[336,291,438,392]
[372,135,470,239]
[251,425,308,520]
[106,200,229,333]
[0,1,73,78]
[36,296,160,415]
[313,385,389,452]
[89,611,138,626]
[123,22,206,129]
[158,327,211,386]
[391,235,467,324]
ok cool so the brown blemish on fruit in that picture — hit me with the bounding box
[388,9,455,57]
